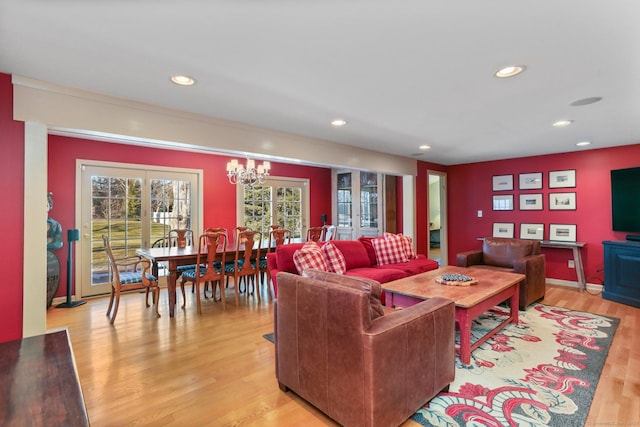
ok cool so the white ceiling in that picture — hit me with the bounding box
[1,1,639,165]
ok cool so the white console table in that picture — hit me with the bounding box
[540,240,587,291]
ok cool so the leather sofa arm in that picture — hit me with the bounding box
[456,250,483,267]
[363,297,455,424]
[513,253,546,286]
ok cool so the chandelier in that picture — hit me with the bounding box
[226,158,271,188]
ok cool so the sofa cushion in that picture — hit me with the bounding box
[377,257,439,275]
[358,236,378,266]
[302,269,384,320]
[332,240,373,270]
[276,243,308,274]
[293,242,327,274]
[346,267,407,284]
[398,233,418,259]
[483,238,534,268]
[322,242,347,274]
[372,235,409,265]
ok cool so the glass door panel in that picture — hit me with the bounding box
[81,164,200,297]
[241,178,307,240]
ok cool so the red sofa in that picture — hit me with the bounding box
[267,237,439,297]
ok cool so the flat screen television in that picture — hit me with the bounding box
[611,166,640,233]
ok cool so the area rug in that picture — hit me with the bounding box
[412,303,618,427]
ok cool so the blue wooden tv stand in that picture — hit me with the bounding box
[603,240,640,308]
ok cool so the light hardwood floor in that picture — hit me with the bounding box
[47,283,639,426]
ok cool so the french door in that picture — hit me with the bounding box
[333,170,384,239]
[239,177,309,240]
[79,162,201,297]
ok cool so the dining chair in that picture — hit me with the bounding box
[232,226,252,244]
[169,229,194,249]
[224,230,261,305]
[200,227,229,297]
[306,226,325,242]
[103,235,160,323]
[145,228,197,307]
[323,225,338,241]
[180,231,227,313]
[260,228,292,294]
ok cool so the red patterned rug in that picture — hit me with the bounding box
[412,304,618,427]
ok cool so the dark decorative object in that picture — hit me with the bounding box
[57,229,86,309]
[47,192,63,308]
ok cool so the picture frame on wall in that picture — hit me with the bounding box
[493,194,514,210]
[518,172,543,190]
[519,193,543,210]
[549,169,576,188]
[520,223,544,240]
[493,222,515,238]
[492,174,514,191]
[549,192,576,210]
[549,224,577,242]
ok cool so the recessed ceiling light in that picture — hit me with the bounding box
[552,120,574,127]
[576,141,592,147]
[495,65,526,78]
[419,145,431,150]
[331,119,347,127]
[170,75,196,86]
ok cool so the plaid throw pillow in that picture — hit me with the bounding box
[293,242,327,274]
[322,242,347,274]
[372,235,409,265]
[385,232,418,259]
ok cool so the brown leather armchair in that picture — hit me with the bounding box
[274,270,455,427]
[456,237,546,310]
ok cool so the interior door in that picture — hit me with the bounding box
[428,171,448,266]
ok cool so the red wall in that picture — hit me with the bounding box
[437,145,640,284]
[48,135,332,299]
[0,73,25,342]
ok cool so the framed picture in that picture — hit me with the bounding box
[520,223,544,240]
[493,194,514,210]
[549,169,576,188]
[519,172,543,190]
[549,224,577,242]
[492,174,514,191]
[493,222,514,238]
[519,193,543,210]
[549,192,576,210]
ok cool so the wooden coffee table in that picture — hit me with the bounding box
[382,266,524,365]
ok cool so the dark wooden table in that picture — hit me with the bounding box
[0,329,89,426]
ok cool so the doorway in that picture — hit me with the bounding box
[428,172,447,266]
[78,161,202,297]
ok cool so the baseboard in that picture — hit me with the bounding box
[546,278,603,292]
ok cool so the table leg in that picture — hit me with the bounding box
[511,282,520,324]
[456,309,472,365]
[573,247,586,292]
[168,260,177,317]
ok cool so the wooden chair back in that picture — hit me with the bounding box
[306,226,325,242]
[232,230,261,274]
[268,228,292,252]
[195,231,226,282]
[169,229,194,248]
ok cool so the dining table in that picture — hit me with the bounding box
[136,240,292,316]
